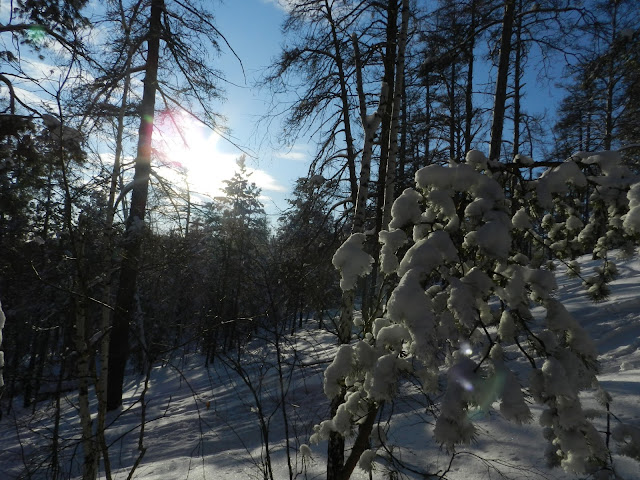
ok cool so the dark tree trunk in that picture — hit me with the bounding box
[374,0,399,238]
[464,0,476,155]
[449,59,456,160]
[513,0,523,159]
[604,1,618,151]
[488,0,516,162]
[327,395,346,480]
[107,0,162,411]
[325,0,359,204]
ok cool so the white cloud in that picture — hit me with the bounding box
[98,152,115,165]
[274,147,308,162]
[0,85,55,112]
[260,0,292,12]
[249,168,287,192]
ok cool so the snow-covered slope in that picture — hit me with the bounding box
[0,253,639,479]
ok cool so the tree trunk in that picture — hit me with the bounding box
[464,0,476,155]
[327,33,388,480]
[351,36,386,235]
[513,0,523,159]
[325,0,359,204]
[449,58,457,161]
[75,297,99,480]
[604,1,618,151]
[107,0,163,411]
[337,404,379,480]
[374,0,398,238]
[383,0,410,229]
[488,0,516,162]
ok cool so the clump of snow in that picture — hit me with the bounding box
[397,230,458,277]
[514,153,534,166]
[434,357,478,449]
[358,448,378,472]
[389,188,423,229]
[415,163,478,192]
[465,219,511,259]
[613,424,640,461]
[541,366,582,413]
[309,174,325,186]
[354,339,379,371]
[332,233,374,290]
[375,324,410,353]
[428,189,457,219]
[466,149,488,170]
[364,354,408,402]
[512,207,532,230]
[497,310,516,342]
[378,229,407,275]
[623,183,640,235]
[524,267,557,301]
[299,444,313,459]
[490,345,531,424]
[447,279,477,328]
[545,299,598,359]
[461,267,494,296]
[323,345,354,398]
[498,264,529,308]
[535,161,587,209]
[565,215,583,231]
[386,269,436,359]
[464,197,493,218]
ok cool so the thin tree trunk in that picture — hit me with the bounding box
[107,0,163,411]
[325,0,359,204]
[382,0,410,230]
[97,54,132,477]
[75,298,99,480]
[327,33,388,480]
[488,0,516,161]
[604,2,618,151]
[374,0,398,238]
[50,352,65,480]
[449,59,456,161]
[513,0,522,159]
[464,0,476,155]
[23,330,39,408]
[398,77,408,191]
[351,37,386,235]
[424,80,431,165]
[511,1,523,217]
[337,404,379,480]
[54,93,99,478]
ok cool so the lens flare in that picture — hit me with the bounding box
[26,26,47,45]
[460,341,473,357]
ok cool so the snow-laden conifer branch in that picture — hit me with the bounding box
[315,147,640,476]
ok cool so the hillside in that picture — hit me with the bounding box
[1,253,639,479]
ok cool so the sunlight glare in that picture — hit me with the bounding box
[156,111,238,199]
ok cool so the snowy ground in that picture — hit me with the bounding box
[0,253,639,479]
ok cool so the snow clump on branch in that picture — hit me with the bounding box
[332,233,373,290]
[315,148,640,476]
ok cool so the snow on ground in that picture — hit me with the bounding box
[0,252,639,479]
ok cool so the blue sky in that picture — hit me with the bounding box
[0,0,308,222]
[204,0,311,221]
[0,0,575,223]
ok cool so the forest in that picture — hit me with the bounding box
[1,0,640,479]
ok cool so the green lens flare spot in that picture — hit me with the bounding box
[26,26,47,44]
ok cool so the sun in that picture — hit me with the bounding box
[155,111,239,200]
